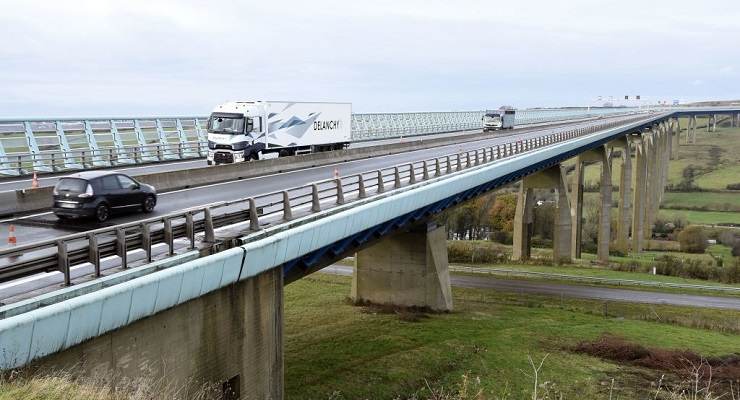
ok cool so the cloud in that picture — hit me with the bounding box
[1,0,739,116]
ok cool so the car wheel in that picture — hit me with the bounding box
[142,195,156,213]
[207,160,213,166]
[95,203,110,223]
[56,214,70,221]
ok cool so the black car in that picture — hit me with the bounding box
[52,171,157,222]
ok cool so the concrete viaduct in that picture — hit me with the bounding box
[0,108,738,399]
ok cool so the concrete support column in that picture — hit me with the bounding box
[690,116,697,144]
[513,186,535,261]
[513,165,572,263]
[616,137,632,253]
[671,118,680,160]
[36,268,285,400]
[352,223,453,311]
[597,150,613,263]
[570,158,585,259]
[631,137,647,252]
[642,133,656,241]
[711,114,717,132]
[570,146,611,263]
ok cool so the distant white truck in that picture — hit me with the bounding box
[206,101,352,165]
[481,107,516,132]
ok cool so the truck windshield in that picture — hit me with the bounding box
[208,116,245,134]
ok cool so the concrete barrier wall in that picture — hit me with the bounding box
[135,130,493,192]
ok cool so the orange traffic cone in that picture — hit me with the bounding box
[31,172,39,189]
[7,225,17,246]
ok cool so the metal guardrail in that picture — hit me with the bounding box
[0,115,650,286]
[450,265,740,293]
[0,108,644,176]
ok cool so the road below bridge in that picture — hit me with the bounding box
[321,265,740,310]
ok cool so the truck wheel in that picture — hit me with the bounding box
[207,160,213,166]
[248,152,259,161]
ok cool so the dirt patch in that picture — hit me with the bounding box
[345,297,439,322]
[571,334,740,382]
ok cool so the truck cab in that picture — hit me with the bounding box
[482,111,503,132]
[206,101,351,165]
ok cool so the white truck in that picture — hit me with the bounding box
[206,101,352,165]
[481,107,516,132]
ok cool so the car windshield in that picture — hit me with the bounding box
[208,116,245,134]
[484,113,500,118]
[56,178,87,193]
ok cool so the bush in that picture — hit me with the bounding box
[722,262,740,284]
[447,241,509,264]
[677,226,708,253]
[732,241,740,257]
[489,230,512,245]
[653,255,721,281]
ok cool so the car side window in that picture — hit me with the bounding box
[101,176,121,190]
[117,175,136,189]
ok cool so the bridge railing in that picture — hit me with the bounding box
[0,114,651,286]
[0,108,642,176]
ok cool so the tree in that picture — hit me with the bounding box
[487,194,517,232]
[677,226,708,254]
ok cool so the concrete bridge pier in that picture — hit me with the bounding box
[34,268,285,400]
[513,165,572,263]
[615,137,632,253]
[631,135,647,252]
[352,223,453,311]
[670,118,679,160]
[569,145,612,263]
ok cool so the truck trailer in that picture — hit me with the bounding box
[207,101,352,165]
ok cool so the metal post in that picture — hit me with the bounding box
[358,174,366,198]
[116,227,127,269]
[408,163,416,184]
[376,170,385,193]
[435,158,441,176]
[394,167,401,188]
[185,213,195,249]
[446,155,452,174]
[88,233,100,277]
[249,197,260,230]
[311,184,321,212]
[282,190,293,219]
[456,154,462,171]
[335,178,345,204]
[204,208,215,242]
[164,218,174,256]
[423,160,429,180]
[141,223,152,263]
[58,240,70,286]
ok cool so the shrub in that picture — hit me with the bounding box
[722,262,740,284]
[677,226,708,253]
[488,230,512,245]
[732,241,740,257]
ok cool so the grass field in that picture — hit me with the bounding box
[661,191,740,211]
[461,262,740,290]
[576,119,740,216]
[284,275,740,399]
[659,208,740,225]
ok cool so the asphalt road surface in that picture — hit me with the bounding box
[321,265,740,310]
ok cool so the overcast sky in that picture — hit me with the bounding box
[1,0,738,116]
